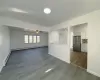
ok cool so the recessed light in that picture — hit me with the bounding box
[44,8,51,14]
[9,8,28,13]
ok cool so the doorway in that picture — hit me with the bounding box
[70,23,88,69]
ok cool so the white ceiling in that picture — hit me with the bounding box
[8,26,48,33]
[0,0,100,27]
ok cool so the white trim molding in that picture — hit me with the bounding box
[87,69,100,78]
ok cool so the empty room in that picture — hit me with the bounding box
[0,0,100,80]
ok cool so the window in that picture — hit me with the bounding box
[24,35,40,43]
[33,36,36,43]
[37,36,40,43]
[29,35,33,43]
[24,35,28,43]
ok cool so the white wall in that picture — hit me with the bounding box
[10,28,48,50]
[49,29,70,63]
[49,31,59,44]
[59,29,68,44]
[49,44,69,62]
[49,10,100,77]
[0,26,10,72]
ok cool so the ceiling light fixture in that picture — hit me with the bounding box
[10,8,28,13]
[36,30,39,33]
[44,8,51,14]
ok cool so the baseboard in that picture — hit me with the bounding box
[0,65,4,72]
[4,51,11,66]
[11,46,48,51]
[0,51,11,73]
[87,69,100,78]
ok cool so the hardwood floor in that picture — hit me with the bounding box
[70,51,87,69]
[0,47,100,80]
